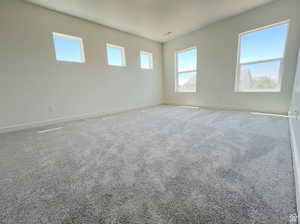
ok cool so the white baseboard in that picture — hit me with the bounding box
[163,103,287,116]
[0,104,161,134]
[289,118,300,222]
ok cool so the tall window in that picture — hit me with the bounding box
[106,44,126,67]
[53,32,85,63]
[236,21,289,92]
[175,47,197,92]
[140,51,153,69]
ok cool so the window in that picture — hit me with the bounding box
[106,44,126,67]
[140,51,153,69]
[175,47,197,92]
[236,21,289,92]
[52,32,85,63]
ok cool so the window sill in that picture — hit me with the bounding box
[56,60,85,64]
[107,64,127,67]
[235,89,281,93]
[175,91,197,93]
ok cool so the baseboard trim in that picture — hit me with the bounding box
[289,118,300,222]
[163,103,287,116]
[0,104,161,134]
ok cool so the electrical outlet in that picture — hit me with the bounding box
[295,110,299,120]
[288,110,299,120]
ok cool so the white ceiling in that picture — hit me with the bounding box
[24,0,277,42]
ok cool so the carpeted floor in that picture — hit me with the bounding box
[0,106,297,224]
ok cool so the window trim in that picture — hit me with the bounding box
[175,46,197,93]
[235,20,290,93]
[140,51,153,70]
[52,32,85,63]
[106,43,126,67]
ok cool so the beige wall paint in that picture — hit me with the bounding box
[163,0,300,114]
[0,0,163,132]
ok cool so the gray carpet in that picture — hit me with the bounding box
[0,105,296,224]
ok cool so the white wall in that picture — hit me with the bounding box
[163,0,300,114]
[0,0,163,132]
[290,49,300,221]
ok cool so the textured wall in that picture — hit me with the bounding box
[0,0,163,132]
[163,0,300,114]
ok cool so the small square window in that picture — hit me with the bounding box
[140,51,153,69]
[106,44,126,67]
[53,32,85,63]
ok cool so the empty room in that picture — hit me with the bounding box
[1,0,300,223]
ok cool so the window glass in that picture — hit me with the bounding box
[236,22,289,92]
[240,24,288,63]
[178,72,197,92]
[176,48,197,92]
[140,51,153,69]
[239,61,281,91]
[177,48,197,72]
[107,44,126,66]
[53,33,85,63]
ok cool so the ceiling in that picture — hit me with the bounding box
[24,0,277,42]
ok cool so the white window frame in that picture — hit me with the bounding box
[106,43,126,67]
[235,20,290,93]
[175,46,197,93]
[140,51,153,70]
[52,32,85,63]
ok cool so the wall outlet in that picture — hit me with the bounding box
[289,110,299,120]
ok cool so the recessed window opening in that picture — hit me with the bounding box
[175,47,197,93]
[52,32,85,63]
[140,51,153,69]
[106,44,126,67]
[235,21,289,92]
